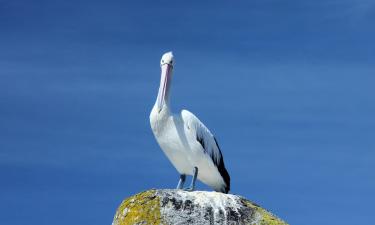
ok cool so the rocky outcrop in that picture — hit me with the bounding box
[112,189,288,225]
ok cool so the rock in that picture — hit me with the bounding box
[112,189,288,225]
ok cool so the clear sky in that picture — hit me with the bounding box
[1,0,374,224]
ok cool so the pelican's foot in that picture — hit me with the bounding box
[184,167,198,192]
[183,187,195,192]
[176,174,186,189]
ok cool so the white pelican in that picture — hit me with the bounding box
[150,52,230,193]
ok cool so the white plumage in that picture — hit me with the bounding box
[150,52,230,193]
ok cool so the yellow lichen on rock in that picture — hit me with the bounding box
[112,190,161,225]
[244,200,288,225]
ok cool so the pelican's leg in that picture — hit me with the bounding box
[184,167,198,191]
[176,174,186,189]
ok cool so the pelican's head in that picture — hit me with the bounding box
[156,51,174,112]
[160,51,174,67]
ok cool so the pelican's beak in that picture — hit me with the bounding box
[157,63,172,112]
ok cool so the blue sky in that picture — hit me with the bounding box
[1,0,374,224]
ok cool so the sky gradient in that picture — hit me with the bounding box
[1,0,375,224]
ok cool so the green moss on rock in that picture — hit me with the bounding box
[112,189,161,225]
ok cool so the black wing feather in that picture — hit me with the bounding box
[213,137,230,193]
[196,133,231,193]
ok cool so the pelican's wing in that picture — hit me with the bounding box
[181,109,230,192]
[181,110,222,164]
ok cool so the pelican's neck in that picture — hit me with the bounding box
[155,64,173,113]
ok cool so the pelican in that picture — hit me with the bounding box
[150,51,230,193]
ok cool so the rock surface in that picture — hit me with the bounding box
[112,189,288,225]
